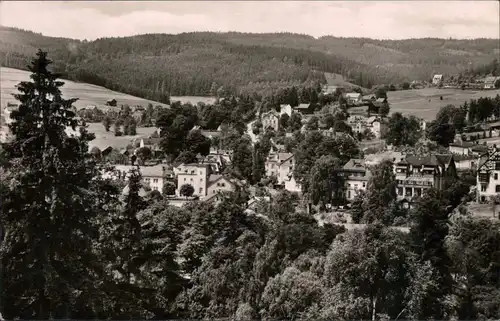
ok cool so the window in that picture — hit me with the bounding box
[200,171,203,175]
[362,182,366,188]
[354,184,358,189]
[199,188,203,194]
[145,178,150,182]
[397,187,403,195]
[200,178,203,182]
[496,185,500,193]
[221,183,225,187]
[153,179,158,183]
[481,185,487,192]
[184,178,186,182]
[495,173,498,180]
[190,178,193,182]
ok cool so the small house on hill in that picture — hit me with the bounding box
[293,103,315,115]
[432,74,444,86]
[345,93,362,105]
[484,76,500,89]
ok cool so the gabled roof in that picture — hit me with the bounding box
[343,159,367,171]
[398,154,453,168]
[295,103,311,110]
[345,92,361,98]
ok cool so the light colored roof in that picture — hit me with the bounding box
[295,103,310,109]
[345,93,361,99]
[343,159,366,171]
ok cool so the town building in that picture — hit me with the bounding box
[175,163,212,197]
[175,163,240,198]
[345,92,362,105]
[342,159,370,201]
[261,109,280,131]
[483,76,500,89]
[394,154,457,208]
[432,74,444,86]
[279,104,293,117]
[347,115,388,139]
[476,148,500,202]
[103,164,174,193]
[322,85,343,95]
[265,152,295,184]
[293,103,315,115]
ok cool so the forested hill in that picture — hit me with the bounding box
[1,26,498,101]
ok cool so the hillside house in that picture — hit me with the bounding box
[206,174,240,196]
[322,85,342,95]
[394,154,457,208]
[454,154,477,171]
[279,104,293,117]
[477,148,500,202]
[103,164,174,193]
[347,115,388,139]
[432,74,444,86]
[293,103,315,115]
[265,152,295,184]
[342,159,371,201]
[484,76,500,89]
[261,110,280,131]
[345,92,362,105]
[176,163,212,197]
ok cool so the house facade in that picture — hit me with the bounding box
[477,148,500,202]
[265,152,295,184]
[279,104,293,117]
[103,164,173,193]
[342,159,370,201]
[432,74,444,86]
[394,154,457,207]
[347,115,387,139]
[176,163,212,197]
[261,110,280,131]
[345,93,362,105]
[484,76,500,89]
[293,103,315,115]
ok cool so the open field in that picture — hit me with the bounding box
[1,67,169,110]
[66,123,158,151]
[387,88,500,121]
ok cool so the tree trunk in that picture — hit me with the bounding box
[371,294,377,321]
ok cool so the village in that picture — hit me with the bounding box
[4,73,498,221]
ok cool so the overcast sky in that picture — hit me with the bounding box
[1,1,498,40]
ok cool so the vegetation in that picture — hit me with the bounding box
[2,49,500,321]
[2,27,499,101]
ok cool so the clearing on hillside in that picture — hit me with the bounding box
[1,67,169,110]
[387,88,500,121]
[324,72,365,90]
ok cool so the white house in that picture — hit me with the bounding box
[279,104,293,117]
[484,76,500,89]
[284,175,302,194]
[477,148,500,202]
[103,164,173,193]
[342,159,370,201]
[265,152,295,184]
[176,163,211,197]
[432,74,444,85]
[345,92,362,105]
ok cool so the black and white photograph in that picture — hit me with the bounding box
[0,1,499,319]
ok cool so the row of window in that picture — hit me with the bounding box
[347,182,366,188]
[396,179,433,186]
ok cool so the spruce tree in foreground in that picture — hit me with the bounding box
[0,50,101,319]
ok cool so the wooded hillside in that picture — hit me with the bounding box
[1,26,498,100]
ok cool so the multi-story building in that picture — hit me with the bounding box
[103,164,174,193]
[394,154,457,207]
[345,92,362,105]
[175,163,240,198]
[279,104,293,117]
[477,148,500,202]
[342,159,370,201]
[265,152,294,184]
[176,163,212,197]
[347,115,388,139]
[261,110,280,131]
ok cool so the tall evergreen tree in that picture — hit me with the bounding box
[0,50,101,318]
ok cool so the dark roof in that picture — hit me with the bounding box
[398,154,453,167]
[449,141,475,148]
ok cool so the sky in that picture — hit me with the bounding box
[0,1,499,40]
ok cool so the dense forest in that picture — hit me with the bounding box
[1,26,498,102]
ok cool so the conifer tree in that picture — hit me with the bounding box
[0,50,101,318]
